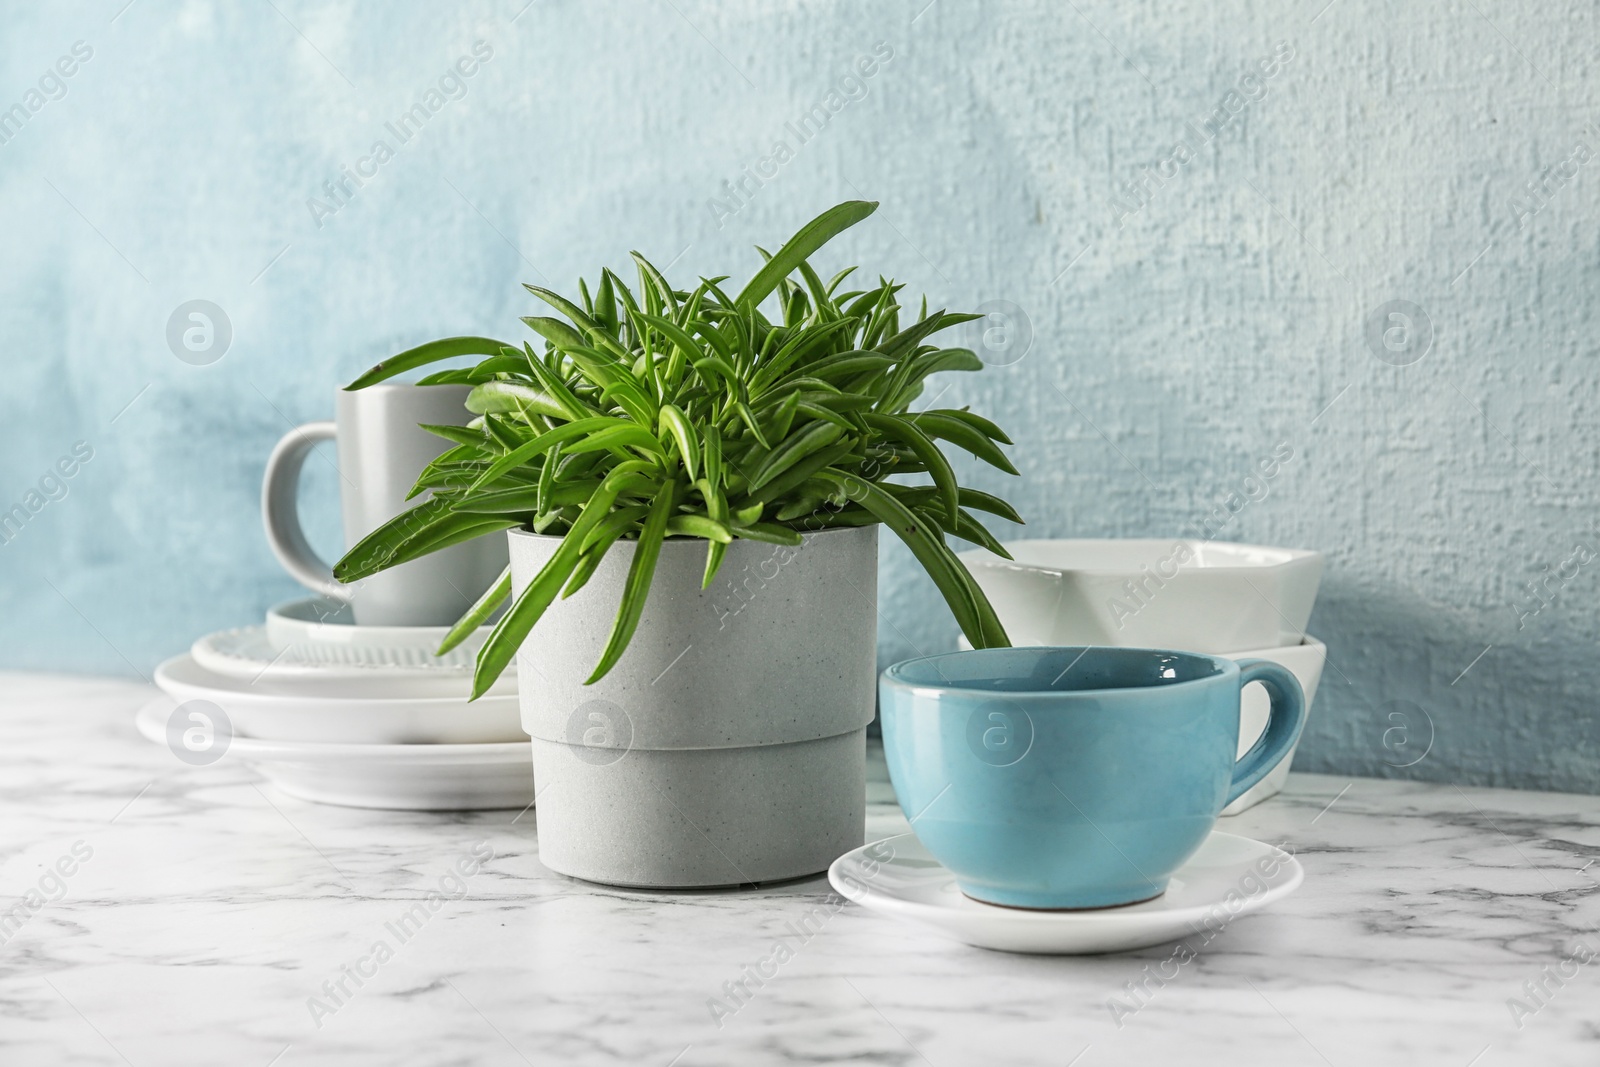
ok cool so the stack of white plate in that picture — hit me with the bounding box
[135,597,533,811]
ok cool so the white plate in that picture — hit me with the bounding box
[266,596,492,655]
[829,831,1303,955]
[136,698,534,811]
[154,653,526,744]
[190,625,514,698]
[959,539,1323,654]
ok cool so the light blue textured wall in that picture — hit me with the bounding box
[2,1,1596,793]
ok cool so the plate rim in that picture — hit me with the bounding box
[135,697,531,764]
[192,625,479,680]
[828,830,1303,927]
[155,653,519,711]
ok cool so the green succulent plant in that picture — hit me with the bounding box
[334,201,1021,697]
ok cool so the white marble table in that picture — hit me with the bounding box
[3,672,1598,1066]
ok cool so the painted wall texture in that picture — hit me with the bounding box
[1,1,1596,793]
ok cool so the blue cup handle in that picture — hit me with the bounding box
[1225,659,1307,806]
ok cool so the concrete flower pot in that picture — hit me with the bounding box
[507,525,877,888]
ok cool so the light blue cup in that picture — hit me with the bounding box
[879,647,1305,909]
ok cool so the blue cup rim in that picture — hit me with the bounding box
[880,645,1240,699]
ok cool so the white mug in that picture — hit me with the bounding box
[261,384,507,627]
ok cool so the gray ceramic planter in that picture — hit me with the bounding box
[507,524,877,887]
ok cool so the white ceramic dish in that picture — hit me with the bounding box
[830,831,1302,955]
[135,698,534,810]
[154,653,527,744]
[265,596,492,655]
[958,539,1323,654]
[190,626,514,699]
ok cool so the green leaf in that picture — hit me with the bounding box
[734,400,771,449]
[565,424,666,460]
[419,423,490,449]
[906,411,1020,475]
[563,526,626,599]
[466,381,569,421]
[883,484,1026,526]
[523,284,601,333]
[580,505,651,553]
[334,497,456,581]
[734,201,878,311]
[520,342,595,420]
[747,442,856,505]
[346,337,518,390]
[666,514,732,542]
[522,316,588,352]
[703,424,723,493]
[658,403,700,481]
[586,480,677,683]
[470,485,622,697]
[437,565,511,654]
[630,251,678,313]
[748,421,844,491]
[862,412,959,526]
[729,501,764,526]
[470,417,631,491]
[818,471,1003,649]
[932,406,1014,446]
[734,522,803,546]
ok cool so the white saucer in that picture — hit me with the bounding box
[136,698,534,810]
[829,831,1303,955]
[155,653,526,744]
[190,626,514,698]
[266,597,491,655]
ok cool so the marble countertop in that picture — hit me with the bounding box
[3,672,1599,1066]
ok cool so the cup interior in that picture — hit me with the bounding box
[884,646,1228,695]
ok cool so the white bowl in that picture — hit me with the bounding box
[136,698,534,811]
[154,653,527,744]
[959,539,1323,654]
[266,596,492,654]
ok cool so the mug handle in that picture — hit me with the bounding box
[261,421,346,600]
[1224,660,1307,806]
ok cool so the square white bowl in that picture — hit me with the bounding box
[959,539,1323,654]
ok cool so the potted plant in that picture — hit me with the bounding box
[335,201,1022,886]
